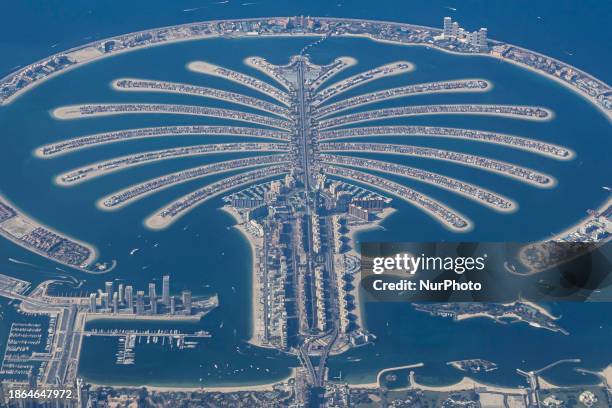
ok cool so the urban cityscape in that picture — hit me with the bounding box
[0,9,610,408]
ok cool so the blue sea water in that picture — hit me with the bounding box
[0,0,610,388]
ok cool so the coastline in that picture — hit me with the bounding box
[84,313,204,323]
[345,207,397,330]
[35,126,292,159]
[325,169,474,233]
[320,107,555,130]
[348,31,610,122]
[52,104,293,131]
[143,169,287,231]
[187,60,291,106]
[219,206,266,348]
[318,126,574,161]
[314,78,494,118]
[56,147,288,186]
[110,78,292,119]
[546,197,612,242]
[0,192,102,273]
[96,161,287,211]
[87,368,296,393]
[0,16,608,124]
[412,376,527,394]
[322,158,518,213]
[324,148,557,189]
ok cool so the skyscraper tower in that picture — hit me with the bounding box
[105,281,113,299]
[112,292,119,313]
[162,275,170,306]
[182,290,192,314]
[118,283,124,304]
[150,295,157,314]
[170,296,176,315]
[148,282,156,301]
[101,293,109,310]
[477,27,488,49]
[135,291,145,315]
[443,17,452,38]
[89,293,97,313]
[125,285,134,311]
[451,21,460,38]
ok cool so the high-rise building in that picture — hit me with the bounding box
[349,203,371,222]
[182,290,192,314]
[170,296,176,315]
[105,281,113,299]
[443,17,452,38]
[477,27,488,49]
[451,21,460,38]
[89,293,97,313]
[118,283,124,304]
[125,286,134,311]
[135,291,145,315]
[101,293,109,310]
[150,295,157,314]
[112,292,119,314]
[162,275,170,306]
[148,282,156,302]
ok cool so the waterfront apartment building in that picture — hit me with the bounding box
[89,293,97,313]
[105,281,113,299]
[135,291,145,315]
[148,283,156,302]
[182,290,192,314]
[118,283,124,304]
[125,285,134,310]
[162,275,170,305]
[349,204,371,222]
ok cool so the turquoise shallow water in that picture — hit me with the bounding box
[0,26,610,387]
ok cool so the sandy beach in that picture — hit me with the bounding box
[314,60,415,105]
[87,368,295,393]
[220,206,267,349]
[314,78,494,118]
[52,104,292,131]
[187,60,292,106]
[0,193,100,272]
[57,146,287,186]
[322,158,517,213]
[143,168,286,231]
[324,147,557,189]
[412,376,527,394]
[97,160,287,211]
[602,365,612,386]
[342,207,397,329]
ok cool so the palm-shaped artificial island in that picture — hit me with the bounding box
[32,53,575,368]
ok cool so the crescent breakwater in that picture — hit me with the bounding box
[1,16,608,118]
[52,104,294,131]
[35,126,291,158]
[0,194,102,273]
